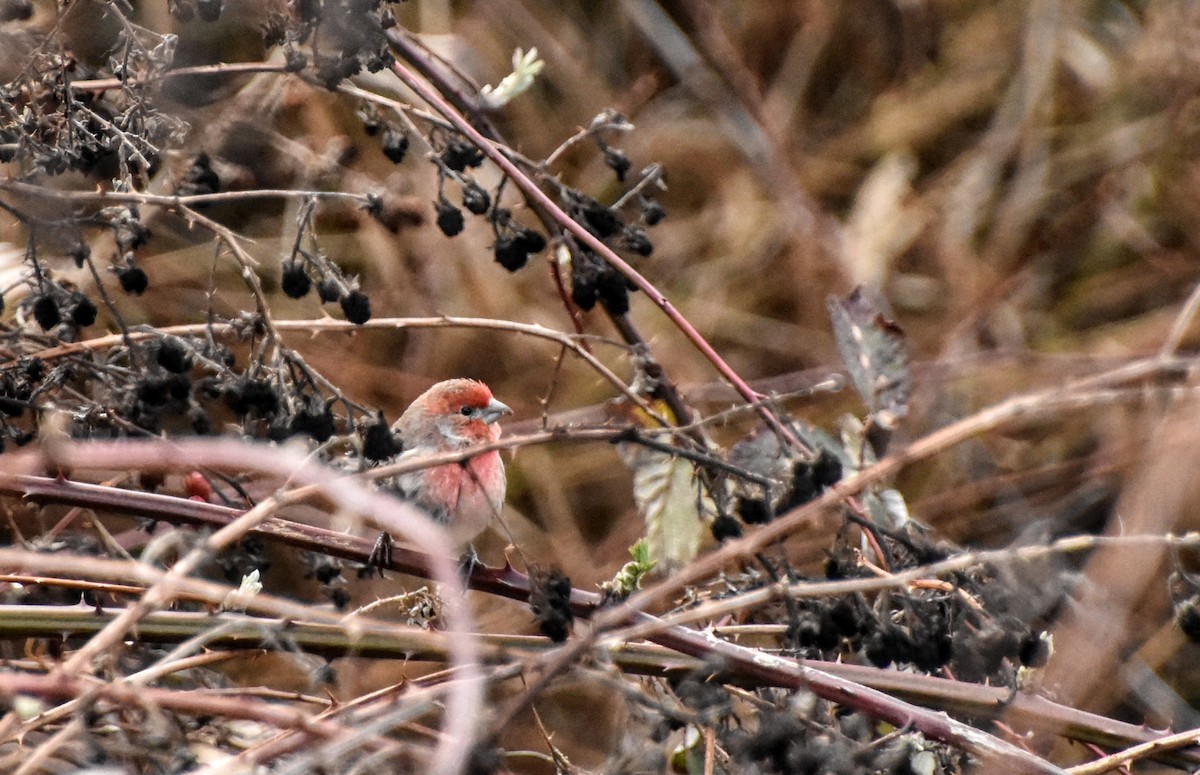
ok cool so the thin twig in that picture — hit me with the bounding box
[384,53,803,449]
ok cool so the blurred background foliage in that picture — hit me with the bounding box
[5,0,1200,769]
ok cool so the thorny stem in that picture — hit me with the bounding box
[3,365,1195,770]
[0,477,1078,773]
[0,178,370,208]
[0,440,482,775]
[383,44,804,451]
[0,671,396,757]
[70,62,290,92]
[621,355,1197,613]
[3,315,665,424]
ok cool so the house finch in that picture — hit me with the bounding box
[388,379,512,548]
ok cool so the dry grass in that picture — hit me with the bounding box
[3,0,1200,772]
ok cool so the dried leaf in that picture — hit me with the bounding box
[863,487,911,529]
[618,444,714,572]
[827,286,911,429]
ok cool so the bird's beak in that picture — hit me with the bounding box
[482,398,512,424]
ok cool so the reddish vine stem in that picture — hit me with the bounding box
[0,468,1073,772]
[384,43,803,450]
[383,31,702,439]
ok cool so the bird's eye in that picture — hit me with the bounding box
[460,405,474,416]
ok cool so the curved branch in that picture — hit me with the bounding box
[383,44,800,447]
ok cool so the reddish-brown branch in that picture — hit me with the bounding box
[383,43,802,449]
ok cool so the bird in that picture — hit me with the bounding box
[386,378,512,550]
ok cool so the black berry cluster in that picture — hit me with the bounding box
[529,567,575,642]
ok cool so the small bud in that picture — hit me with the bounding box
[603,147,631,182]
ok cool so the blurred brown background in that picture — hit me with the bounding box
[7,0,1200,767]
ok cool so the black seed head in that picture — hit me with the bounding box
[603,147,631,181]
[261,11,286,45]
[711,513,743,542]
[513,228,546,254]
[23,358,44,382]
[641,197,666,225]
[493,236,528,272]
[156,336,192,374]
[529,568,574,643]
[779,463,817,511]
[435,200,465,237]
[295,0,320,21]
[225,378,280,417]
[281,262,312,299]
[0,0,34,22]
[736,497,771,525]
[1019,631,1051,668]
[32,295,60,331]
[441,140,483,172]
[190,408,213,435]
[166,373,191,401]
[622,226,653,257]
[461,183,490,215]
[116,218,151,252]
[596,269,630,315]
[361,413,401,461]
[178,152,221,197]
[340,290,372,325]
[136,377,170,407]
[380,128,409,164]
[290,406,336,442]
[330,587,351,609]
[69,242,91,268]
[580,199,623,238]
[570,269,598,311]
[69,294,97,327]
[813,449,843,490]
[196,0,222,20]
[117,266,149,295]
[284,48,307,73]
[1178,598,1200,642]
[317,279,344,303]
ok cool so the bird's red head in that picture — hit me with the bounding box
[397,379,512,450]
